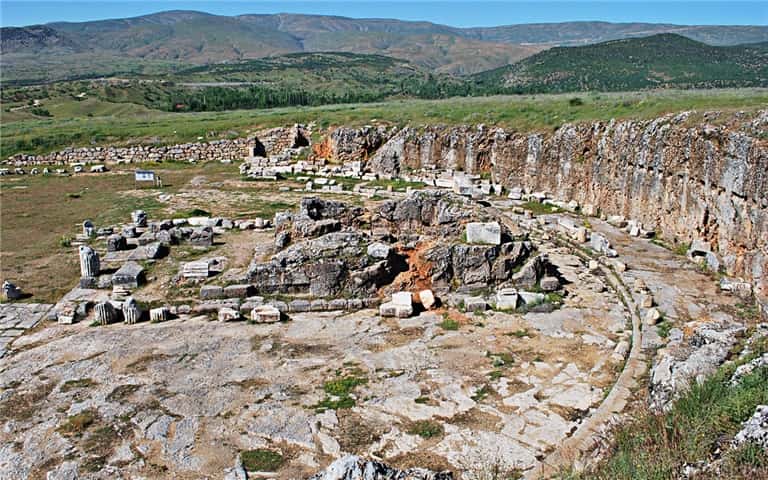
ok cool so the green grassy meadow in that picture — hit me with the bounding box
[3,88,767,158]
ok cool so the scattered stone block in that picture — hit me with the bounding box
[380,291,413,318]
[189,227,214,247]
[94,301,118,325]
[719,277,753,299]
[2,281,22,301]
[540,276,560,292]
[200,285,224,300]
[367,242,392,259]
[107,234,127,252]
[640,294,654,308]
[223,284,253,298]
[519,291,546,306]
[419,289,437,310]
[149,307,169,323]
[465,222,501,245]
[392,291,412,306]
[328,299,348,311]
[251,305,281,323]
[464,296,487,312]
[612,260,627,272]
[122,297,141,324]
[112,284,131,300]
[589,232,618,257]
[307,299,325,311]
[289,299,311,312]
[182,261,210,280]
[112,261,145,289]
[57,303,77,324]
[645,307,662,325]
[275,231,291,249]
[218,307,240,322]
[508,187,523,200]
[495,288,519,310]
[137,231,156,246]
[131,210,147,227]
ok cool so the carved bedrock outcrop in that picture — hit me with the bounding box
[321,112,768,299]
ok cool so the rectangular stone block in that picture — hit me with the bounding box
[347,299,363,310]
[328,299,348,311]
[466,222,501,245]
[112,261,145,289]
[200,285,224,300]
[464,296,487,312]
[289,299,310,312]
[251,305,281,323]
[495,288,519,310]
[310,299,328,311]
[223,284,253,298]
[392,291,413,306]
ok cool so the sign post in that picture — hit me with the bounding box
[134,170,160,188]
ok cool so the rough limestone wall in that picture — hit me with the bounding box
[6,139,253,166]
[326,112,768,297]
[4,125,308,166]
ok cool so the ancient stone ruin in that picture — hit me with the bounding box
[0,109,766,480]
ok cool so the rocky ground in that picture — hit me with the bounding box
[0,197,636,479]
[1,153,764,479]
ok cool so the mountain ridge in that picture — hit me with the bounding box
[3,10,767,81]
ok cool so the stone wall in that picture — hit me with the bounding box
[6,139,252,166]
[4,124,310,166]
[319,111,768,299]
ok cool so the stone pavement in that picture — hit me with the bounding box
[0,303,52,358]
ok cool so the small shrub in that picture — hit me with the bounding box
[314,372,368,412]
[657,321,673,339]
[506,329,530,338]
[58,409,97,436]
[59,236,72,248]
[241,449,284,472]
[569,97,584,106]
[471,384,493,402]
[439,318,460,331]
[186,208,211,217]
[323,376,367,397]
[30,107,52,117]
[408,420,444,439]
[488,370,504,380]
[520,201,560,215]
[60,378,96,393]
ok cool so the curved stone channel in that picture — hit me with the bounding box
[491,205,646,479]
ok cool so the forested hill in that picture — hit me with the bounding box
[471,34,768,93]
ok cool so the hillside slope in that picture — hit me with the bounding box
[472,34,768,93]
[2,11,767,83]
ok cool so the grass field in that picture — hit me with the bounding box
[0,161,365,302]
[3,88,767,158]
[0,162,237,301]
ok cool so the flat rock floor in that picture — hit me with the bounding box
[0,246,628,479]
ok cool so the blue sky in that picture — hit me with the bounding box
[2,1,766,27]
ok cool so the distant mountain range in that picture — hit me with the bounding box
[2,10,768,83]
